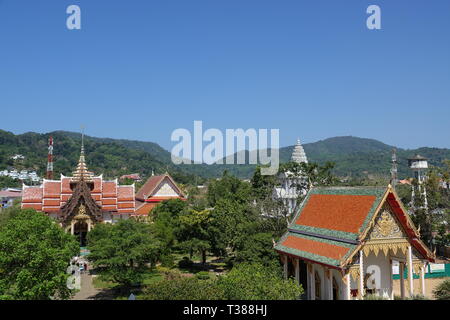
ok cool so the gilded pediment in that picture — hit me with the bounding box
[369,207,406,240]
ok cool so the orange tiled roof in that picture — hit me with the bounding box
[294,194,377,234]
[282,235,351,261]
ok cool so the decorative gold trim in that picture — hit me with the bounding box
[412,261,422,275]
[73,204,91,221]
[349,266,360,281]
[369,209,404,239]
[363,239,409,257]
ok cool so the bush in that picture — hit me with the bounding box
[156,266,182,281]
[433,279,450,300]
[217,262,303,300]
[196,271,210,280]
[144,277,225,300]
[160,254,175,268]
[178,257,194,269]
[410,294,428,300]
[364,294,387,300]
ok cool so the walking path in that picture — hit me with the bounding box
[72,272,100,300]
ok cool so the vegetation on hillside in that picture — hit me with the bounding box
[2,129,449,186]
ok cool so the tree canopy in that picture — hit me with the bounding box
[0,209,78,300]
[87,219,163,287]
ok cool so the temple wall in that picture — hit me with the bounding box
[364,252,392,298]
[392,277,445,299]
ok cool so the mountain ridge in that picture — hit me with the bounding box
[1,129,449,181]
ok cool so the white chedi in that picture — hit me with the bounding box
[273,138,309,216]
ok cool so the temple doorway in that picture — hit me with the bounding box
[74,221,88,247]
[299,260,308,299]
[332,277,339,300]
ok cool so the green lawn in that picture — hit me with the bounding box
[92,269,163,290]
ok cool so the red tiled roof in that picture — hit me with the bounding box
[117,202,134,209]
[135,175,166,200]
[22,174,136,214]
[135,201,158,215]
[102,181,117,198]
[93,177,102,193]
[43,181,61,199]
[118,185,134,202]
[0,190,22,198]
[282,235,351,261]
[22,187,43,203]
[61,177,71,193]
[22,203,42,211]
[294,194,377,234]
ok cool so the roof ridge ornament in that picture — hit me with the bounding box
[72,125,94,182]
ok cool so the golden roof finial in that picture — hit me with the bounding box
[72,125,94,182]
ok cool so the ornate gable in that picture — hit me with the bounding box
[362,204,410,257]
[368,206,406,240]
[153,178,181,197]
[58,180,103,226]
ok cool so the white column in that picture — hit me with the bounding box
[359,250,364,299]
[283,255,288,280]
[71,221,75,235]
[420,264,426,297]
[295,258,300,284]
[389,259,394,300]
[345,273,351,300]
[400,262,405,299]
[327,269,333,300]
[407,245,414,297]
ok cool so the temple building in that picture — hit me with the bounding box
[275,185,435,300]
[273,139,309,216]
[135,173,186,215]
[21,143,135,245]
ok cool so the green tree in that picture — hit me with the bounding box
[177,209,212,264]
[0,176,21,189]
[87,219,162,288]
[410,167,450,249]
[234,232,279,267]
[0,209,78,300]
[217,262,303,300]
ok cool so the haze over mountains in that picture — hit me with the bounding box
[1,129,449,181]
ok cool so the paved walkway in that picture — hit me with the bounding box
[72,272,100,300]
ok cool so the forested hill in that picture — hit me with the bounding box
[0,130,200,184]
[293,136,450,179]
[1,130,449,182]
[182,136,450,179]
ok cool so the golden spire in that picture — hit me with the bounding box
[72,126,94,181]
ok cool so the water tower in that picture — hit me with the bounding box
[408,154,428,210]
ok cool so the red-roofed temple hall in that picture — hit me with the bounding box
[21,142,135,246]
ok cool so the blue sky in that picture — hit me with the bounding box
[0,1,449,150]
